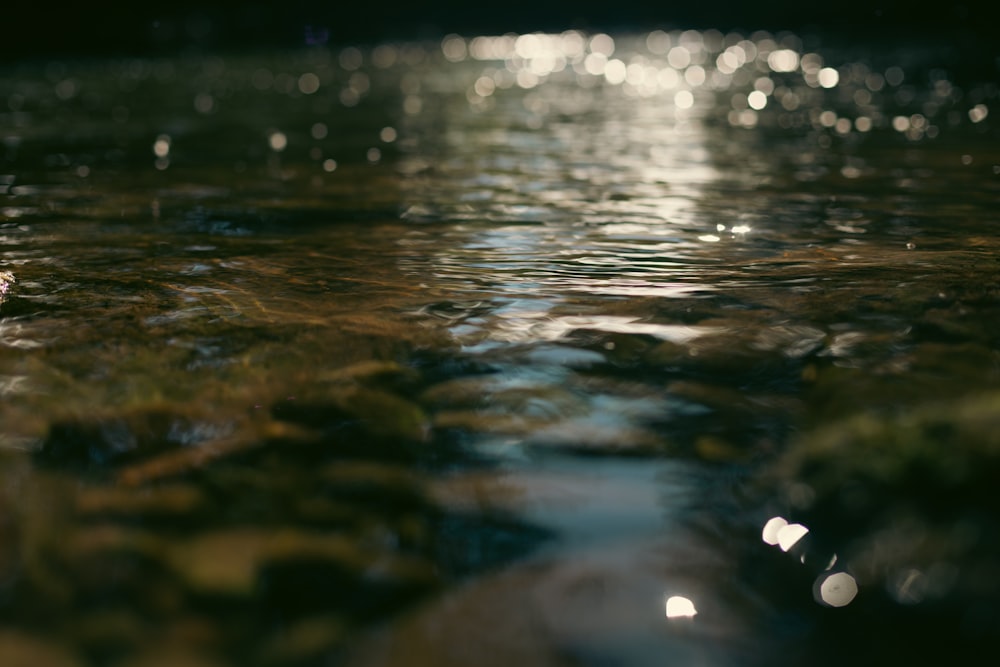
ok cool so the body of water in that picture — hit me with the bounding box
[1,28,999,666]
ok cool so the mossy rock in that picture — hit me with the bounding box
[36,406,229,469]
[644,323,820,385]
[272,386,429,447]
[772,392,1000,508]
[255,615,348,666]
[0,630,81,667]
[765,392,1000,604]
[167,528,439,606]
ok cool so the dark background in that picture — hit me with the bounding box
[3,1,999,60]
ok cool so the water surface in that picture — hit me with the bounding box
[1,29,999,666]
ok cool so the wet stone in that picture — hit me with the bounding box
[0,630,82,667]
[490,385,589,418]
[115,646,228,667]
[319,462,429,511]
[262,555,439,620]
[69,610,149,657]
[422,376,588,424]
[563,329,660,366]
[291,497,360,526]
[803,339,1000,423]
[766,391,1000,609]
[773,391,1000,513]
[271,386,429,447]
[667,380,800,418]
[418,375,504,409]
[37,406,233,469]
[917,302,1000,345]
[167,528,439,603]
[431,410,548,437]
[343,531,767,667]
[317,360,421,392]
[167,529,273,597]
[814,327,910,367]
[907,341,1000,388]
[115,420,314,487]
[61,525,173,600]
[256,615,347,666]
[75,484,204,518]
[645,333,805,385]
[694,435,755,464]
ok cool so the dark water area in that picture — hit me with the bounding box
[6,2,1000,60]
[1,25,1000,666]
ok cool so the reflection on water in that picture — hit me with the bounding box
[762,515,859,608]
[665,595,698,619]
[816,572,858,608]
[1,24,1000,667]
[776,521,809,553]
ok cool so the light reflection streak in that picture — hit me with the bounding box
[404,33,744,348]
[454,312,719,348]
[368,29,987,364]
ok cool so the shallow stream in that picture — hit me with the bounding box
[1,29,999,666]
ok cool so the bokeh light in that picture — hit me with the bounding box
[762,516,788,545]
[777,523,809,552]
[665,595,698,618]
[152,134,171,158]
[815,572,858,608]
[297,72,320,94]
[268,131,287,152]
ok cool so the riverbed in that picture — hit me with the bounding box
[1,29,999,666]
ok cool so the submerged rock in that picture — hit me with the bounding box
[256,615,347,666]
[773,392,1000,508]
[272,386,429,446]
[75,483,204,518]
[342,534,772,667]
[0,630,81,667]
[644,320,821,386]
[765,391,1000,617]
[803,341,1000,423]
[115,646,228,667]
[319,461,429,512]
[318,360,421,391]
[166,526,440,612]
[36,406,234,468]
